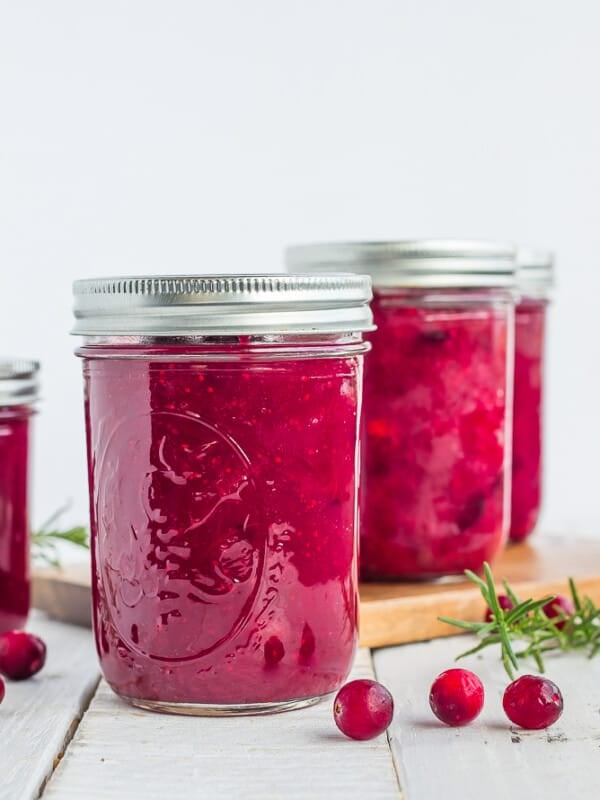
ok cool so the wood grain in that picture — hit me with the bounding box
[360,536,600,647]
[0,613,99,800]
[41,649,401,800]
[374,635,600,800]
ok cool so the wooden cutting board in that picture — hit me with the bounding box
[359,536,600,647]
[32,537,600,647]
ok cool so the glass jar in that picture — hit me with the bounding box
[72,274,372,715]
[510,250,553,542]
[287,241,516,579]
[0,360,40,632]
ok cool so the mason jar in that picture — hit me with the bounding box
[510,250,553,542]
[72,274,372,715]
[0,360,40,632]
[287,241,516,579]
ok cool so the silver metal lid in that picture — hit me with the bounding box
[0,359,40,406]
[517,249,554,295]
[285,240,516,289]
[72,274,374,336]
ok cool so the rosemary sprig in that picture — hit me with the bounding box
[438,563,600,679]
[32,505,89,568]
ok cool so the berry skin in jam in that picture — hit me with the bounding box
[333,679,394,740]
[361,294,510,579]
[503,674,563,730]
[0,630,46,680]
[429,668,485,726]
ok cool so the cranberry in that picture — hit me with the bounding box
[429,668,484,726]
[263,635,285,666]
[0,676,4,704]
[0,631,47,680]
[333,679,394,740]
[542,595,575,630]
[503,674,563,730]
[484,594,514,623]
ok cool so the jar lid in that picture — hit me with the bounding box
[0,359,40,406]
[517,249,554,294]
[285,240,516,289]
[72,274,374,336]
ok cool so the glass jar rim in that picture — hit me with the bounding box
[285,239,516,289]
[0,359,40,406]
[72,273,374,336]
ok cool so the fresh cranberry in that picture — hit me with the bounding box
[264,635,285,666]
[0,631,47,680]
[542,596,575,630]
[484,594,514,623]
[0,676,5,704]
[333,679,394,740]
[429,668,484,726]
[503,675,563,729]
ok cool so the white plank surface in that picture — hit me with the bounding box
[374,635,600,800]
[0,613,99,800]
[42,648,401,799]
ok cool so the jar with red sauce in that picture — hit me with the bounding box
[287,241,516,579]
[0,360,40,632]
[72,274,372,715]
[510,250,553,542]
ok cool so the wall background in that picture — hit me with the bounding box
[0,1,597,538]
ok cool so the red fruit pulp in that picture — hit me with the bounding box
[0,676,4,703]
[0,407,32,633]
[333,679,394,740]
[484,593,514,623]
[503,674,563,729]
[0,630,46,680]
[80,342,362,707]
[542,595,574,630]
[429,668,485,726]
[361,292,510,579]
[510,300,546,542]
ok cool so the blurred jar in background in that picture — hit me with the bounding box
[510,250,553,542]
[287,241,516,580]
[0,360,40,632]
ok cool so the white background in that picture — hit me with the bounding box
[0,1,597,538]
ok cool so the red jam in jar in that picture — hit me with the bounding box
[287,241,516,579]
[0,361,40,632]
[73,274,372,714]
[510,251,552,542]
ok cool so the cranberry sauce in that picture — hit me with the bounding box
[0,407,32,632]
[361,292,511,579]
[510,300,546,541]
[82,345,362,707]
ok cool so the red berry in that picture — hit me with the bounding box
[484,594,514,623]
[0,631,47,680]
[429,668,484,726]
[542,595,575,630]
[264,635,285,666]
[333,679,394,740]
[0,676,4,704]
[503,674,563,729]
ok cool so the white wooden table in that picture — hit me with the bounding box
[2,613,598,800]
